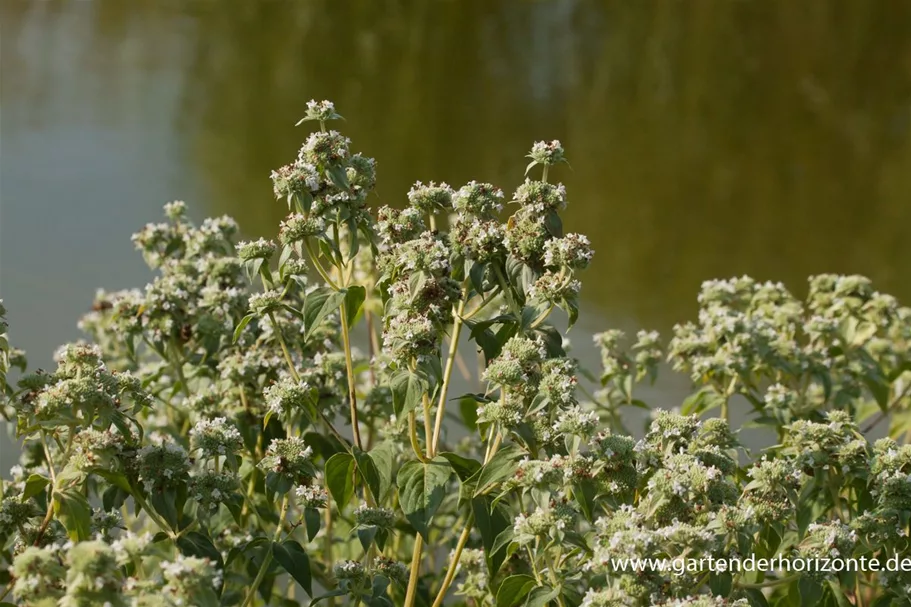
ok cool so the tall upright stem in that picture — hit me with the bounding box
[404,534,424,607]
[339,303,363,451]
[242,494,290,607]
[431,292,468,455]
[430,430,503,606]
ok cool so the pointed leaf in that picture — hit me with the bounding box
[344,285,366,329]
[303,287,347,340]
[231,314,256,344]
[272,540,313,597]
[396,457,452,540]
[496,574,536,607]
[53,488,92,541]
[475,444,525,496]
[22,474,50,501]
[325,452,356,511]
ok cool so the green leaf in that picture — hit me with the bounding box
[543,211,562,238]
[572,479,598,522]
[304,508,321,542]
[233,313,255,344]
[826,580,852,607]
[496,574,536,607]
[354,447,382,503]
[303,287,347,340]
[53,488,92,541]
[310,589,348,607]
[178,531,224,571]
[396,457,452,540]
[327,165,350,191]
[390,369,428,417]
[439,452,482,481]
[22,474,50,501]
[744,588,770,607]
[525,586,559,607]
[366,442,396,502]
[799,578,823,605]
[344,285,367,328]
[325,452,356,511]
[475,444,525,496]
[459,395,479,431]
[472,497,512,575]
[491,527,516,556]
[469,262,488,295]
[272,540,313,597]
[708,572,732,598]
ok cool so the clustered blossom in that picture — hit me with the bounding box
[527,139,566,166]
[354,506,396,529]
[454,548,489,601]
[379,219,458,364]
[295,484,329,509]
[528,271,581,303]
[373,556,408,586]
[190,470,238,511]
[135,442,191,492]
[299,99,342,123]
[513,504,576,545]
[279,212,326,243]
[0,497,35,531]
[375,206,425,245]
[539,358,578,406]
[259,436,315,481]
[264,377,314,416]
[90,509,123,539]
[6,101,911,607]
[190,416,243,457]
[236,238,276,261]
[333,559,367,583]
[450,217,506,263]
[483,336,546,394]
[407,181,454,214]
[248,289,284,316]
[452,181,504,217]
[543,233,593,269]
[159,555,222,604]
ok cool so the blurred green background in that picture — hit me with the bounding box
[1,1,910,458]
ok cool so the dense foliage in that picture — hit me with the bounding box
[1,102,910,607]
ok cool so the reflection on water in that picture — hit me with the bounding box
[1,0,910,450]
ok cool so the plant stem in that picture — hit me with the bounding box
[339,303,363,451]
[304,238,340,290]
[430,512,474,607]
[422,393,433,455]
[269,312,300,382]
[242,493,290,607]
[132,491,175,537]
[862,381,911,434]
[268,311,348,445]
[170,341,192,399]
[0,580,12,602]
[431,293,468,455]
[545,553,566,607]
[408,412,430,463]
[404,534,424,607]
[432,430,503,605]
[492,265,520,317]
[462,286,501,321]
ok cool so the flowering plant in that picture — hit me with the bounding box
[1,102,909,607]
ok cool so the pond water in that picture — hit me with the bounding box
[1,1,909,459]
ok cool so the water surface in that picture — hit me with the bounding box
[1,0,910,459]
